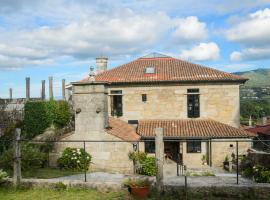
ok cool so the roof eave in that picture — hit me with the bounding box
[99,79,248,86]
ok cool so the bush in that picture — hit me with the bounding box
[57,148,91,171]
[24,100,71,139]
[141,157,157,176]
[0,169,8,184]
[0,143,47,171]
[54,182,67,190]
[128,151,157,176]
[253,165,270,183]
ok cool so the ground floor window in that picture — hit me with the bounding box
[187,140,201,153]
[145,141,155,153]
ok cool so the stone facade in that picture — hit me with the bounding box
[108,83,240,128]
[52,83,134,173]
[55,81,249,173]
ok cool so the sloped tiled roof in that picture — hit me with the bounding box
[137,119,255,138]
[106,117,141,141]
[81,54,247,84]
[246,125,270,136]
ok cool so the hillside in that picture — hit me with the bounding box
[234,68,270,87]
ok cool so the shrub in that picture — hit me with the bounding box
[128,151,157,176]
[0,143,47,171]
[54,182,67,190]
[0,169,8,184]
[253,165,270,183]
[24,100,71,139]
[141,157,157,176]
[57,148,91,171]
[128,151,147,163]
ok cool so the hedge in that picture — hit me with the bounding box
[24,100,71,139]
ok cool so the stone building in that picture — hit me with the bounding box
[60,53,254,173]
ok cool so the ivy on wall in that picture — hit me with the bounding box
[24,100,71,139]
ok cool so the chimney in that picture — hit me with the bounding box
[249,116,252,127]
[96,57,108,74]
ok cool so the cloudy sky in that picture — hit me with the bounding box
[0,0,270,98]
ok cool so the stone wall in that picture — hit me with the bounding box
[51,132,134,174]
[108,83,240,127]
[211,139,252,167]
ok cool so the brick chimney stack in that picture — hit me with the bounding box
[96,57,108,74]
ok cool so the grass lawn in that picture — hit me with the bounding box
[22,168,84,179]
[0,188,128,200]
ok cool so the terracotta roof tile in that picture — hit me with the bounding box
[81,55,247,84]
[137,119,254,138]
[107,117,140,141]
[246,125,270,136]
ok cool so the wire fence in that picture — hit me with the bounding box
[1,136,270,186]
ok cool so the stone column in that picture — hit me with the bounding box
[9,88,12,100]
[26,77,30,100]
[155,128,164,193]
[49,77,53,99]
[62,79,66,100]
[41,80,46,100]
[13,128,21,187]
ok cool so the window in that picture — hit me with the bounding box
[187,89,200,118]
[145,141,155,153]
[142,94,147,102]
[110,90,123,117]
[187,140,201,153]
[144,67,155,74]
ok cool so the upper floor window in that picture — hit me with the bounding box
[142,94,147,102]
[144,66,155,74]
[187,89,200,118]
[110,90,123,117]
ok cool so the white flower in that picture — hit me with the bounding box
[77,160,80,163]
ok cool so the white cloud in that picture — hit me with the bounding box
[230,47,270,61]
[226,8,270,47]
[172,16,208,42]
[0,10,210,70]
[180,42,220,61]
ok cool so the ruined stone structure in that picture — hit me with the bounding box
[58,53,254,173]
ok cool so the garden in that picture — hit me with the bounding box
[0,100,91,179]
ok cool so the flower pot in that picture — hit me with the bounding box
[130,186,150,198]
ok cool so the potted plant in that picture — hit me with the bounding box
[123,178,151,198]
[201,155,207,165]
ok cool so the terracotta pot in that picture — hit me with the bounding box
[130,186,150,198]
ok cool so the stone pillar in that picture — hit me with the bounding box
[13,128,21,187]
[49,77,53,99]
[26,77,30,100]
[62,79,66,100]
[41,80,46,100]
[9,88,12,100]
[155,128,164,193]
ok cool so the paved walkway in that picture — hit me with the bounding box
[50,172,270,188]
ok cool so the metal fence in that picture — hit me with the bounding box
[1,132,270,187]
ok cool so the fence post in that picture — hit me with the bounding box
[236,141,239,185]
[83,141,87,182]
[155,128,164,194]
[13,128,21,187]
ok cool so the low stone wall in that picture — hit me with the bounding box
[164,185,270,199]
[249,152,270,168]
